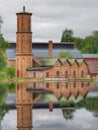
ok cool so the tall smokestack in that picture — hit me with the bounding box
[48,40,53,58]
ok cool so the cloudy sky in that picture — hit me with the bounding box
[0,0,98,42]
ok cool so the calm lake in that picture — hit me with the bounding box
[1,81,98,130]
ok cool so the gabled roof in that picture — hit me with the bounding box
[68,59,75,65]
[76,59,84,65]
[40,58,57,67]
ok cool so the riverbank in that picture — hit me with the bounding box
[0,77,97,84]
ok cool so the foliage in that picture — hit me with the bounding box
[0,84,8,105]
[6,67,15,79]
[80,31,98,53]
[0,35,10,72]
[0,104,9,121]
[59,51,74,58]
[61,28,74,42]
[61,28,98,54]
[0,51,6,70]
[62,108,75,120]
[0,35,10,51]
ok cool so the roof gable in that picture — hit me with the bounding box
[54,59,63,67]
[40,58,57,67]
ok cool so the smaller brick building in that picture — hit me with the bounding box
[27,58,89,79]
[83,54,98,77]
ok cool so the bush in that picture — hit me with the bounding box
[6,67,15,79]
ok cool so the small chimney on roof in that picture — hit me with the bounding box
[23,6,25,12]
[48,40,53,58]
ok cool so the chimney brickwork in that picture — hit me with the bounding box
[16,7,33,129]
[48,40,53,58]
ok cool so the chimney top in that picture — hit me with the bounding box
[23,6,25,12]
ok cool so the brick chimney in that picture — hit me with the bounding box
[48,40,53,58]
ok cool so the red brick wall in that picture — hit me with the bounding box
[27,59,89,79]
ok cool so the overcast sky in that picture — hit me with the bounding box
[0,0,98,42]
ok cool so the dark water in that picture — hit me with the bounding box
[1,82,98,130]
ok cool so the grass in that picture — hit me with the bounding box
[0,77,97,84]
[0,77,45,84]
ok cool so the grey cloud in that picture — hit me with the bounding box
[0,0,98,42]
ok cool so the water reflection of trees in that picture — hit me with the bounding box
[75,97,98,117]
[62,97,98,120]
[0,83,15,129]
[0,104,9,130]
[62,108,75,120]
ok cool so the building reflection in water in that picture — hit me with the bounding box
[16,81,89,129]
[27,82,89,100]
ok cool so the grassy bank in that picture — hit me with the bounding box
[0,77,97,84]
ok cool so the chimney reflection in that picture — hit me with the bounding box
[16,81,89,129]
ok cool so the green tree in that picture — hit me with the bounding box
[0,35,10,71]
[80,31,98,53]
[6,67,15,79]
[0,51,6,70]
[61,28,74,42]
[0,35,9,51]
[73,37,83,50]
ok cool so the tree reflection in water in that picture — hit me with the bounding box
[0,83,15,130]
[62,108,75,120]
[62,96,98,120]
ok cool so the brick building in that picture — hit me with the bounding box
[5,7,89,79]
[82,54,98,77]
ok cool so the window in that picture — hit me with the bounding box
[65,82,68,88]
[73,82,76,88]
[65,71,68,78]
[81,71,84,78]
[46,83,49,88]
[73,71,76,78]
[46,72,49,78]
[57,83,60,89]
[22,17,25,30]
[56,71,60,77]
[81,82,84,88]
[33,72,36,78]
[33,83,36,88]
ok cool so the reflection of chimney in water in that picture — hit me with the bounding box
[48,40,53,58]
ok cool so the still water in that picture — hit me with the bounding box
[1,82,98,130]
[2,108,98,130]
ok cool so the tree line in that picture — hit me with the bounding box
[61,28,98,54]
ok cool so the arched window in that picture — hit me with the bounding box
[46,83,49,88]
[81,82,84,88]
[46,72,49,78]
[33,72,36,78]
[73,82,76,88]
[73,71,76,78]
[22,16,25,31]
[33,83,36,88]
[65,82,68,88]
[56,71,60,77]
[65,71,68,78]
[57,83,59,89]
[81,71,84,78]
